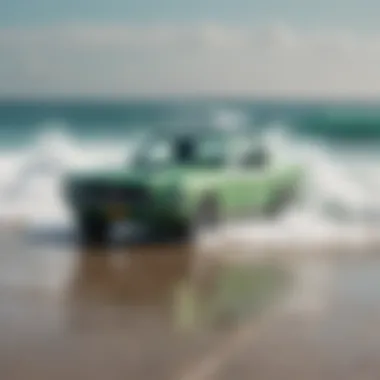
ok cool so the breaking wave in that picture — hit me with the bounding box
[1,112,380,247]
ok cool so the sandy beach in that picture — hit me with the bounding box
[0,228,379,380]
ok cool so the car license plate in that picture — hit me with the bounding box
[107,204,127,220]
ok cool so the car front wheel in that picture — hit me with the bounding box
[77,214,109,249]
[149,196,220,243]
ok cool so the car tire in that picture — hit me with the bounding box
[149,220,186,243]
[150,195,219,243]
[77,214,109,249]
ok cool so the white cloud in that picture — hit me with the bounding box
[1,23,380,97]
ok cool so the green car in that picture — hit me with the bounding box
[63,129,303,246]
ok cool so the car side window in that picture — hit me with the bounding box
[196,138,227,167]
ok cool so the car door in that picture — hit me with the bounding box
[227,144,274,217]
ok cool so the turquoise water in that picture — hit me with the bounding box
[1,99,380,148]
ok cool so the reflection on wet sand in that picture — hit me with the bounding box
[10,234,380,380]
[0,242,226,380]
[66,244,276,333]
[71,245,193,305]
[67,244,199,331]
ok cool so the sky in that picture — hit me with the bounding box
[1,0,380,98]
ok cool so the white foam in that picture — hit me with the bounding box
[0,126,130,228]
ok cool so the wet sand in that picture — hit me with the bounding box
[0,241,223,380]
[215,256,380,380]
[1,233,380,380]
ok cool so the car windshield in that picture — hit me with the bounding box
[130,133,228,168]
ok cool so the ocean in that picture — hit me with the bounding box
[1,98,380,246]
